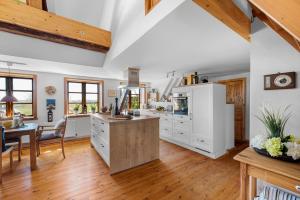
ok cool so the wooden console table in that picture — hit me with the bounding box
[234,147,300,200]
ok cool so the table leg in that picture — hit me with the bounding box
[240,163,249,200]
[29,131,37,170]
[250,176,257,200]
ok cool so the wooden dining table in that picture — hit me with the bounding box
[1,123,38,183]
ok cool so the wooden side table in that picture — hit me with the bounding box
[234,147,300,200]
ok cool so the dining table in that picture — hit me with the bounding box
[1,123,38,183]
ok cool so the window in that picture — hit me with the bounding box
[64,78,103,114]
[0,73,37,119]
[129,88,140,109]
[145,0,161,15]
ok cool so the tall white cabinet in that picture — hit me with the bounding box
[153,83,230,159]
[190,84,226,158]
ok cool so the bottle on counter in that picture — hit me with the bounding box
[194,72,199,84]
[114,97,120,115]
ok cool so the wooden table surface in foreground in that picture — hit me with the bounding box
[1,123,38,184]
[234,147,300,200]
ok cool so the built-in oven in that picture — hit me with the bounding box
[172,92,191,116]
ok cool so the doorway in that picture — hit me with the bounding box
[218,78,246,142]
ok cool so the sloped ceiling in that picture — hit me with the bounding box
[106,0,250,81]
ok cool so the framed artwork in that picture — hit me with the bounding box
[108,89,117,97]
[46,99,56,109]
[264,72,296,90]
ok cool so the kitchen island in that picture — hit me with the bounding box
[90,114,160,174]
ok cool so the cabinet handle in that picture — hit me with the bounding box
[101,122,105,125]
[164,128,168,131]
[100,144,104,148]
[101,130,104,133]
[200,140,205,142]
[296,185,300,191]
[180,122,184,124]
[180,132,184,135]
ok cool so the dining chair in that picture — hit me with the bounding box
[5,137,22,161]
[36,117,68,158]
[1,126,14,171]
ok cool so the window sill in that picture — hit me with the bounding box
[0,117,38,121]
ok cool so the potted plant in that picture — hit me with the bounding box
[91,104,97,114]
[73,104,80,115]
[251,105,300,162]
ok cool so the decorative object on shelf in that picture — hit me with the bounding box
[73,104,80,115]
[264,72,296,90]
[109,103,113,112]
[114,97,120,115]
[91,104,97,114]
[108,89,117,97]
[201,76,209,83]
[251,104,300,162]
[101,106,108,113]
[194,72,199,84]
[45,86,56,95]
[82,104,87,114]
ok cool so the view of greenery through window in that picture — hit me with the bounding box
[67,82,99,114]
[0,77,33,117]
[130,88,140,109]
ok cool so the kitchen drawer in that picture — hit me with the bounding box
[174,119,191,131]
[160,117,173,128]
[173,115,190,120]
[191,135,211,152]
[173,129,190,145]
[91,135,110,165]
[160,126,172,138]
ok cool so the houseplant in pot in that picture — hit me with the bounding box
[91,104,97,114]
[73,104,80,115]
[251,105,300,162]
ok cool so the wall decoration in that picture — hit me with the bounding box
[108,89,117,97]
[46,99,56,108]
[45,86,56,95]
[264,72,296,90]
[46,99,56,122]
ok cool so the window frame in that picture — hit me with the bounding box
[64,78,103,115]
[128,89,141,109]
[0,72,37,120]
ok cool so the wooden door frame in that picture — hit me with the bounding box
[218,77,247,141]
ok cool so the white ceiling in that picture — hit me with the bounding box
[106,0,250,81]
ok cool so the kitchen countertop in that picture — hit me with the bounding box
[92,113,159,124]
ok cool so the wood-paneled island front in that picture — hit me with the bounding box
[90,114,160,174]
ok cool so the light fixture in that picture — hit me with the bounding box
[0,62,18,102]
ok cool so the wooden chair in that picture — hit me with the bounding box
[5,137,22,161]
[36,118,67,158]
[1,126,14,171]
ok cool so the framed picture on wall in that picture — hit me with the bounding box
[108,89,117,97]
[264,72,296,90]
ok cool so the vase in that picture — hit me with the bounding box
[253,147,300,163]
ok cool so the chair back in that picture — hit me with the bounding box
[1,126,5,152]
[54,117,68,137]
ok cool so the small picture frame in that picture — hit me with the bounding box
[46,99,56,109]
[264,72,296,90]
[108,89,117,97]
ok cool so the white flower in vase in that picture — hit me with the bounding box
[250,134,268,149]
[285,142,300,160]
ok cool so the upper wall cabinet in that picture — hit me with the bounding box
[145,0,161,15]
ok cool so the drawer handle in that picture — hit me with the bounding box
[200,140,205,142]
[180,122,183,124]
[100,144,104,148]
[101,122,105,125]
[296,185,300,191]
[180,132,184,135]
[164,128,168,131]
[101,130,104,133]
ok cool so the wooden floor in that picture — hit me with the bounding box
[0,139,246,200]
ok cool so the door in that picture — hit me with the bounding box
[218,79,246,141]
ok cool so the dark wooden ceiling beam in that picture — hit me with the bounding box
[193,0,251,41]
[0,0,111,53]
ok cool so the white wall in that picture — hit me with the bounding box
[250,19,300,139]
[210,72,250,140]
[104,0,187,67]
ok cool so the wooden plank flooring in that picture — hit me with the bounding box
[0,139,245,200]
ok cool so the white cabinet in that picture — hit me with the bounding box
[90,116,110,165]
[168,83,229,159]
[65,117,91,138]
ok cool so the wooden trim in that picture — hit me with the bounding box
[64,77,104,115]
[0,72,37,119]
[218,77,246,141]
[251,4,300,52]
[26,0,42,10]
[193,0,250,41]
[0,0,111,53]
[145,0,161,15]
